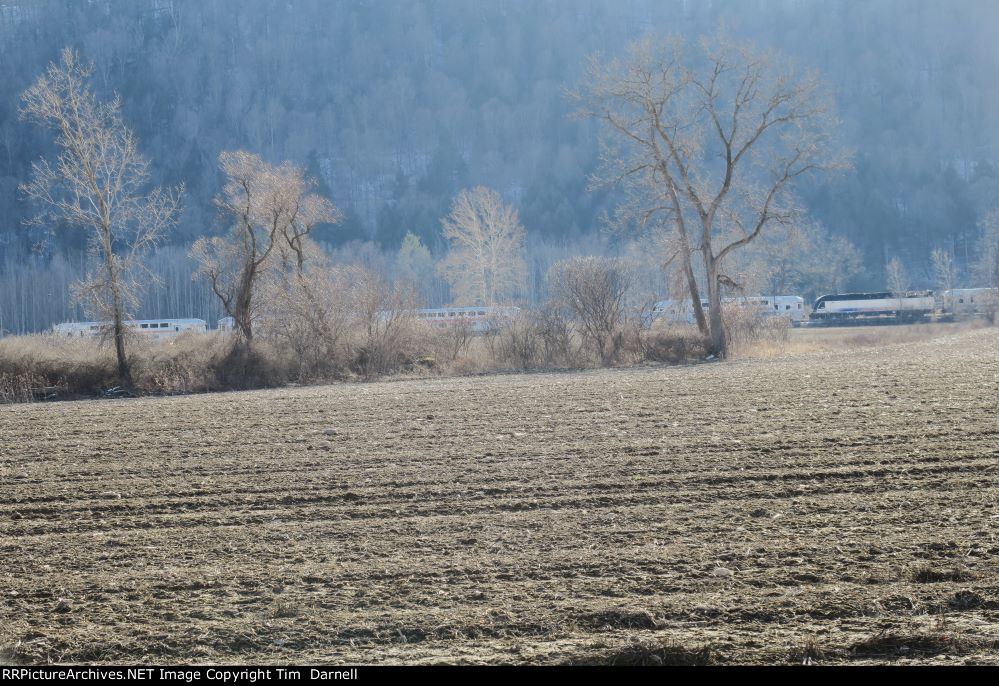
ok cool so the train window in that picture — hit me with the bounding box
[786,305,791,310]
[141,323,148,329]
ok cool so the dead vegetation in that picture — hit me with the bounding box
[7,293,988,404]
[736,320,989,358]
[1,327,997,664]
[910,565,979,584]
[564,639,716,666]
[0,313,710,402]
[848,630,999,660]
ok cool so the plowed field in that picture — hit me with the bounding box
[2,327,998,664]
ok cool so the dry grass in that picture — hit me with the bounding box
[564,640,716,666]
[2,327,997,664]
[2,317,992,403]
[737,320,989,358]
[849,630,999,660]
[909,565,979,584]
[0,647,22,666]
[0,335,117,401]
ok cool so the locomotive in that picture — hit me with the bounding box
[810,291,935,323]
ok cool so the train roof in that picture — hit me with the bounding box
[54,318,207,328]
[943,287,998,295]
[411,306,521,316]
[653,295,802,307]
[815,291,933,302]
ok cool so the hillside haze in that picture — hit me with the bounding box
[0,0,997,332]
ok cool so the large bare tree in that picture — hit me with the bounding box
[20,48,182,387]
[575,33,844,355]
[190,151,340,343]
[439,186,527,306]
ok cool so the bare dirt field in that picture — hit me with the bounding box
[2,326,998,665]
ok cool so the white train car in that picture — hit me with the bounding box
[412,306,521,333]
[810,291,935,323]
[942,288,998,318]
[52,318,208,339]
[649,295,805,324]
[649,299,706,325]
[727,295,806,323]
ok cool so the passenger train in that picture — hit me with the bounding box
[810,291,935,323]
[809,287,997,324]
[941,288,998,318]
[411,306,521,333]
[218,306,522,335]
[650,295,806,325]
[52,318,208,339]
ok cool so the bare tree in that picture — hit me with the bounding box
[814,235,863,295]
[885,256,909,317]
[886,257,908,295]
[975,211,999,289]
[396,231,435,303]
[975,211,999,323]
[733,222,862,297]
[548,256,634,365]
[439,186,527,306]
[190,151,340,343]
[575,32,844,355]
[930,248,957,293]
[20,49,182,387]
[351,268,420,378]
[261,255,354,380]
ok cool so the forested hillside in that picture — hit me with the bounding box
[0,0,997,333]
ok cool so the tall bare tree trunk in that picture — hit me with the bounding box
[234,266,255,344]
[110,279,132,387]
[666,175,708,337]
[704,252,725,356]
[101,218,133,388]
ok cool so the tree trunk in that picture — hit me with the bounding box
[684,258,708,336]
[112,312,132,388]
[105,232,133,388]
[234,265,255,344]
[665,174,708,337]
[705,254,726,357]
